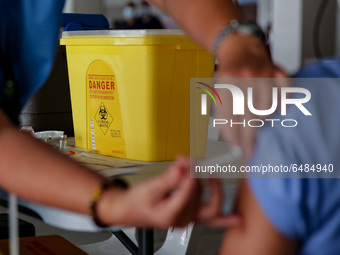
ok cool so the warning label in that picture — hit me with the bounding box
[95,102,113,135]
[88,74,115,100]
[86,60,126,157]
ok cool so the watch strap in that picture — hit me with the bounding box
[212,20,267,57]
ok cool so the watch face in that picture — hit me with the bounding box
[236,22,267,42]
[238,26,253,36]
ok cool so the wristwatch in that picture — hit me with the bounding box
[212,20,268,56]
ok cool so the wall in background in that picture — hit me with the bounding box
[259,0,337,74]
[63,0,104,14]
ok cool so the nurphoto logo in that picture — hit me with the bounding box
[196,82,312,128]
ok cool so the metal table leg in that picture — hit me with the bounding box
[112,230,138,255]
[138,228,154,255]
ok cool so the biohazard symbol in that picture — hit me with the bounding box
[95,102,113,135]
[99,105,108,120]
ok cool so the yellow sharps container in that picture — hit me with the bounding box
[60,30,214,161]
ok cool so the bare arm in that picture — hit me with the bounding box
[0,110,105,215]
[220,179,298,255]
[0,109,184,227]
[150,0,242,52]
[149,0,287,157]
[0,109,236,228]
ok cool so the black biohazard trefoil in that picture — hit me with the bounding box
[95,102,113,135]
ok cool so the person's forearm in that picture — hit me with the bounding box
[0,111,105,216]
[149,0,242,52]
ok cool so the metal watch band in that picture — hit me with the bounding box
[212,20,267,57]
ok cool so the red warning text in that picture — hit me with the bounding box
[89,80,115,90]
[88,75,115,90]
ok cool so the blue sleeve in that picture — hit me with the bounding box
[248,63,340,241]
[293,59,340,78]
[248,130,310,239]
[0,0,65,110]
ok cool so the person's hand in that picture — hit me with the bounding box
[98,157,240,229]
[215,34,288,160]
[197,178,240,228]
[217,34,285,78]
[99,157,202,228]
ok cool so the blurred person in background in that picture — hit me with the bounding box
[135,1,164,29]
[115,2,138,29]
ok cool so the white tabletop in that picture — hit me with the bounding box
[17,139,239,233]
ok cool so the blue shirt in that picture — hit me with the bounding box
[248,59,340,254]
[0,0,65,114]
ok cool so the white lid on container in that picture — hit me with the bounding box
[62,29,186,38]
